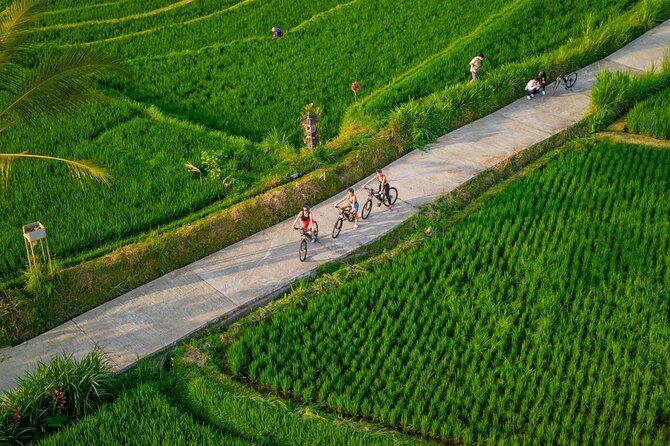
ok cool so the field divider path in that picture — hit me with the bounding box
[1,20,668,395]
[32,0,193,32]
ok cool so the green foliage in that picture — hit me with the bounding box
[588,63,670,131]
[199,135,259,182]
[35,382,253,446]
[227,141,670,444]
[627,86,670,138]
[0,348,115,444]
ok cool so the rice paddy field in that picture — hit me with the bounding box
[27,135,670,445]
[0,0,657,279]
[226,140,670,444]
[35,351,430,446]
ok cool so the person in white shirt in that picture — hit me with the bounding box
[525,78,542,100]
[469,53,484,82]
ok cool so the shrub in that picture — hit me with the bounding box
[588,65,670,132]
[0,348,115,444]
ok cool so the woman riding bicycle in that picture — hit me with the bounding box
[334,188,359,229]
[363,169,394,211]
[292,206,316,241]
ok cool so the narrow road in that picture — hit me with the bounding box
[1,19,668,395]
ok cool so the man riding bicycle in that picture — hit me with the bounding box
[363,169,394,211]
[334,188,359,229]
[292,206,316,241]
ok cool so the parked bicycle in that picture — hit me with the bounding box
[295,222,318,262]
[332,205,356,238]
[551,71,578,96]
[361,186,398,219]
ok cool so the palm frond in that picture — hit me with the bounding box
[0,152,110,186]
[0,47,129,129]
[0,0,43,66]
[0,62,24,94]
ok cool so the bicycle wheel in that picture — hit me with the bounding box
[332,218,343,239]
[565,72,577,89]
[299,239,307,262]
[312,221,319,242]
[551,77,561,96]
[361,200,373,219]
[387,187,398,205]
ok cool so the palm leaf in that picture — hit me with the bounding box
[0,152,110,186]
[0,0,43,94]
[0,0,43,64]
[0,47,128,129]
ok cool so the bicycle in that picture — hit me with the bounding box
[361,186,398,220]
[332,205,356,239]
[551,71,578,96]
[294,222,318,262]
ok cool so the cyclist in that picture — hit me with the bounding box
[334,188,359,229]
[363,169,394,211]
[292,206,316,241]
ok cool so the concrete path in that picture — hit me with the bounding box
[1,20,669,395]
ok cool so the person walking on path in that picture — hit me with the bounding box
[525,77,542,99]
[469,53,485,82]
[363,169,394,211]
[334,188,360,229]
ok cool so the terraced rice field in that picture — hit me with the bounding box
[0,0,654,277]
[227,140,670,444]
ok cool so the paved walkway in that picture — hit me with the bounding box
[1,20,669,395]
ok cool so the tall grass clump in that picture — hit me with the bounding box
[627,87,670,138]
[0,348,115,444]
[588,60,670,131]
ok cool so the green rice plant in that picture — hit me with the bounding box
[588,63,670,131]
[627,87,670,138]
[0,348,115,444]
